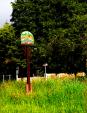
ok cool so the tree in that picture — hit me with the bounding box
[0,23,24,76]
[11,0,87,74]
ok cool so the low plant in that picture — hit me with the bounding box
[0,78,87,113]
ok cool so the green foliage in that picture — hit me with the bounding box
[10,0,87,73]
[0,23,26,75]
[0,79,87,113]
[0,23,15,58]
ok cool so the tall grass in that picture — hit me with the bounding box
[0,78,87,113]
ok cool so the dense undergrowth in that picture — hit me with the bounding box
[0,78,87,113]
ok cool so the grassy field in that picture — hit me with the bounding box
[0,78,87,113]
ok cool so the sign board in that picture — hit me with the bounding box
[21,31,34,45]
[43,63,48,67]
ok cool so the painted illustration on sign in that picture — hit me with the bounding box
[21,31,34,45]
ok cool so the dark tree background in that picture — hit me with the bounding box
[3,0,87,76]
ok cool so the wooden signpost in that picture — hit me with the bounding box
[21,31,34,93]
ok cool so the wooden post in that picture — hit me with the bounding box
[21,31,34,94]
[26,46,32,93]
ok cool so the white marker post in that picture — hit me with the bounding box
[43,63,48,78]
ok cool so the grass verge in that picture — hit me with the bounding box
[0,78,87,113]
